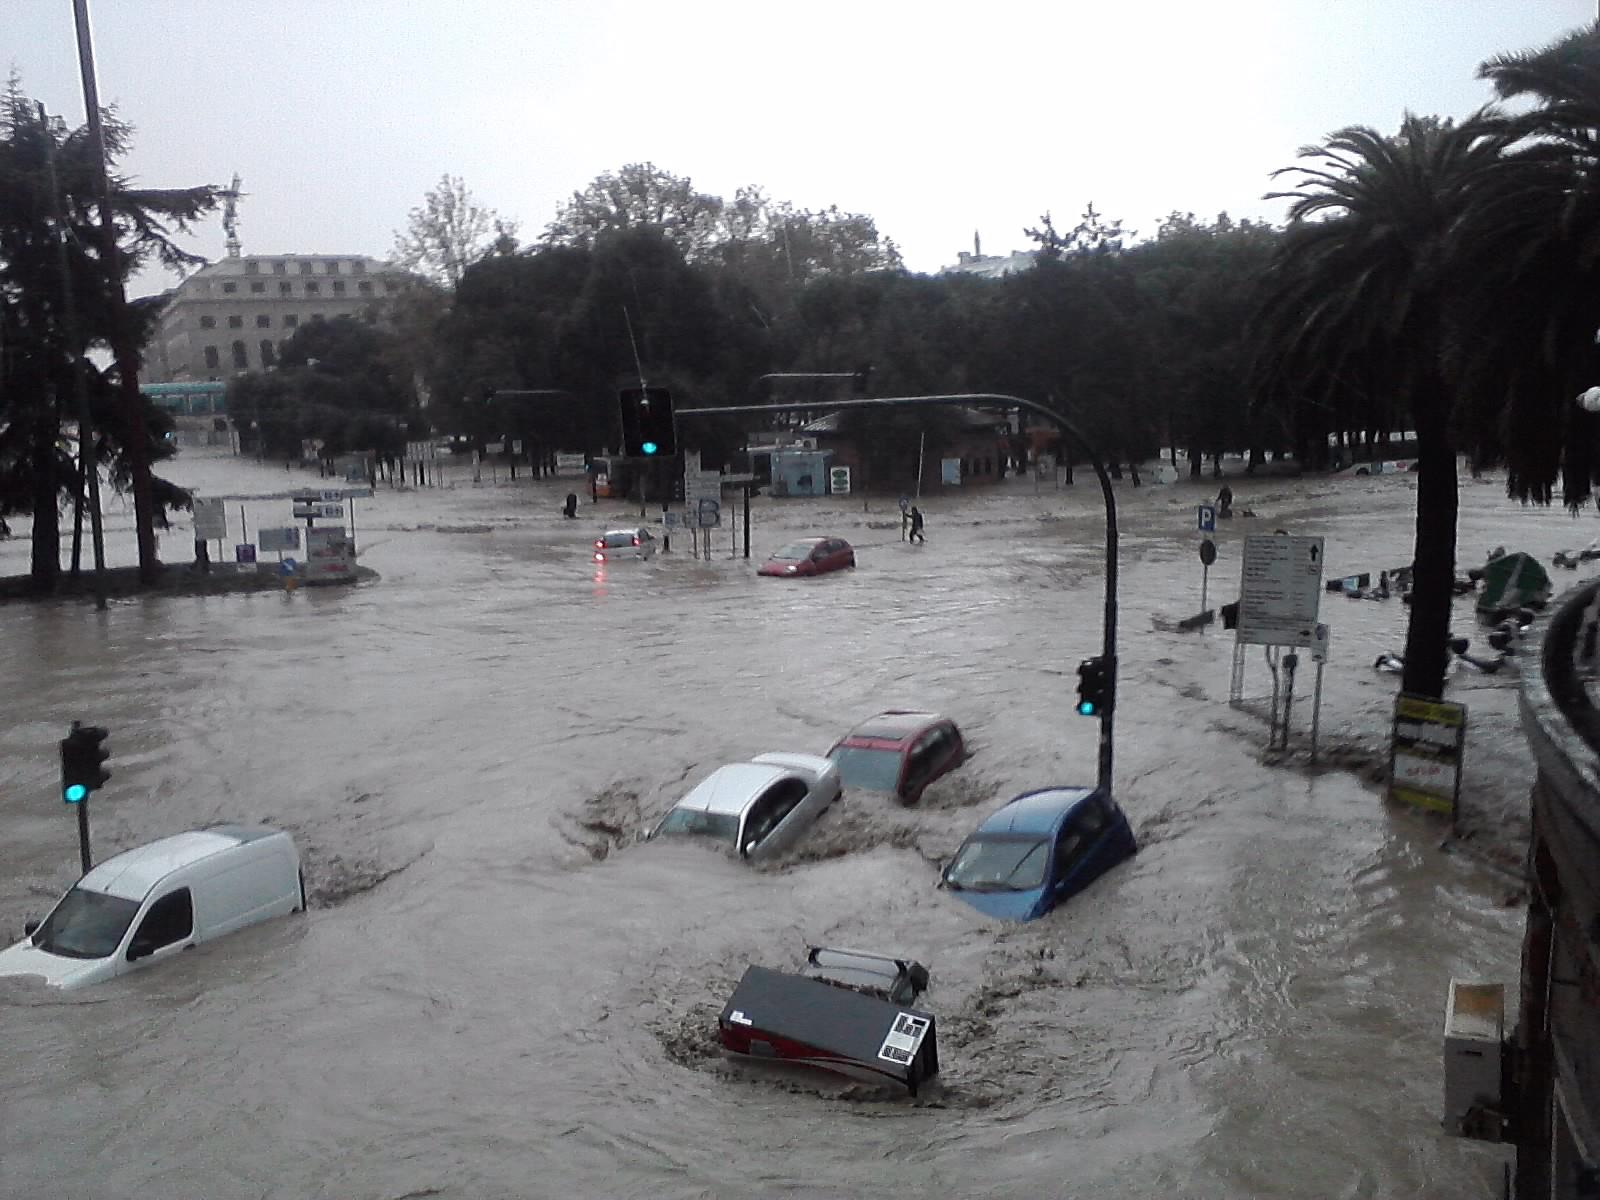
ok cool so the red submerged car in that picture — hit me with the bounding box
[757,537,855,577]
[826,711,966,805]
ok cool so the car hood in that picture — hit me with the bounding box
[945,886,1045,922]
[0,939,109,989]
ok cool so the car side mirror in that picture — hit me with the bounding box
[23,919,39,937]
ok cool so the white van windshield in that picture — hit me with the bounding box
[31,887,141,959]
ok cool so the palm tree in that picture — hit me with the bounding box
[1253,114,1507,698]
[1458,24,1600,509]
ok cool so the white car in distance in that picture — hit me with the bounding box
[650,752,842,861]
[593,527,657,563]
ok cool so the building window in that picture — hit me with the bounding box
[245,260,259,274]
[332,281,346,295]
[305,281,320,295]
[283,314,298,328]
[279,281,292,295]
[299,261,313,275]
[259,340,276,368]
[311,313,325,322]
[351,260,366,275]
[203,345,220,369]
[199,315,216,329]
[231,340,249,369]
[228,314,243,329]
[357,281,373,296]
[249,281,265,294]
[272,260,287,275]
[197,282,211,295]
[222,281,238,294]
[255,314,271,328]
[325,260,341,275]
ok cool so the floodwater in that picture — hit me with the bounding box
[0,450,1563,1198]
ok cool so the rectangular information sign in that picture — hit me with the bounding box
[1236,533,1325,646]
[193,497,227,540]
[1388,693,1467,818]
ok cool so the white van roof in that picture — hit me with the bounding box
[79,829,255,901]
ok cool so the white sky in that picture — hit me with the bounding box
[8,1,1596,297]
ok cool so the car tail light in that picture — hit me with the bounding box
[594,539,605,549]
[631,536,640,546]
[594,551,605,562]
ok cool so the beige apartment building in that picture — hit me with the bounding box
[145,254,414,383]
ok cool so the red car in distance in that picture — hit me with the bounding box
[757,537,856,577]
[826,711,966,805]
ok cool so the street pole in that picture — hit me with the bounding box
[681,392,1120,797]
[73,0,159,584]
[40,102,107,609]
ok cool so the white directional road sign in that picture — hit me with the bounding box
[682,470,722,527]
[193,497,226,540]
[1236,533,1325,647]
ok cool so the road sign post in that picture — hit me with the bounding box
[1199,537,1217,613]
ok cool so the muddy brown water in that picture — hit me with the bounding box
[0,453,1548,1197]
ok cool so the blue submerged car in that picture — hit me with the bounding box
[940,786,1136,921]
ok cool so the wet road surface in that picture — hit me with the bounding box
[0,452,1547,1198]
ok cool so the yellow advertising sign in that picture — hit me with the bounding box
[1389,693,1467,819]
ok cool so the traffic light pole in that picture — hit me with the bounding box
[76,791,91,873]
[678,392,1119,797]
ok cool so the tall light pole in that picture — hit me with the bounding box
[680,392,1121,797]
[72,0,159,583]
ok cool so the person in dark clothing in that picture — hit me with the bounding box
[909,506,926,544]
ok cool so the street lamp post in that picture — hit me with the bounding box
[679,392,1120,797]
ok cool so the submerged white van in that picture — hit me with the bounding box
[0,825,304,990]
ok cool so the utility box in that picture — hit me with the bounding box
[1443,979,1506,1140]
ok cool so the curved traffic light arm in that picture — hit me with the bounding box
[676,392,1118,797]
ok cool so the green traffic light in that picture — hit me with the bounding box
[1077,701,1096,716]
[64,783,87,804]
[641,441,658,455]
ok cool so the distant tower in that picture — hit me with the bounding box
[974,229,981,258]
[219,173,245,258]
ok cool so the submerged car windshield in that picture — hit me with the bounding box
[827,745,903,793]
[771,542,818,561]
[654,808,740,845]
[30,887,140,959]
[943,837,1050,892]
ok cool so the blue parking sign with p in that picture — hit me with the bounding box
[1198,504,1216,533]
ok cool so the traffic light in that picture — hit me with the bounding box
[618,386,676,457]
[1075,656,1111,717]
[60,724,110,804]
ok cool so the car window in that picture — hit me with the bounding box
[603,532,637,548]
[130,888,193,955]
[30,887,140,960]
[744,778,809,848]
[828,745,903,792]
[1073,799,1108,836]
[654,808,739,845]
[773,542,815,561]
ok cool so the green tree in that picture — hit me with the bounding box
[0,80,215,589]
[1459,24,1600,507]
[392,174,517,287]
[1254,114,1506,698]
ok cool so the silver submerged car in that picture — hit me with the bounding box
[649,752,842,861]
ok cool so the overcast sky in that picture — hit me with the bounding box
[8,1,1596,297]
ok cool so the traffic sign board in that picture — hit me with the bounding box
[316,504,344,520]
[1198,504,1216,533]
[1199,538,1217,566]
[1236,533,1325,646]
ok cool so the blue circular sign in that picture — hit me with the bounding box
[279,558,298,577]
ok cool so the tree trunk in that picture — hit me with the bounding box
[29,395,60,591]
[1401,385,1457,699]
[1189,447,1202,478]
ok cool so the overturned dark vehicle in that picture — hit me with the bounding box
[717,948,938,1095]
